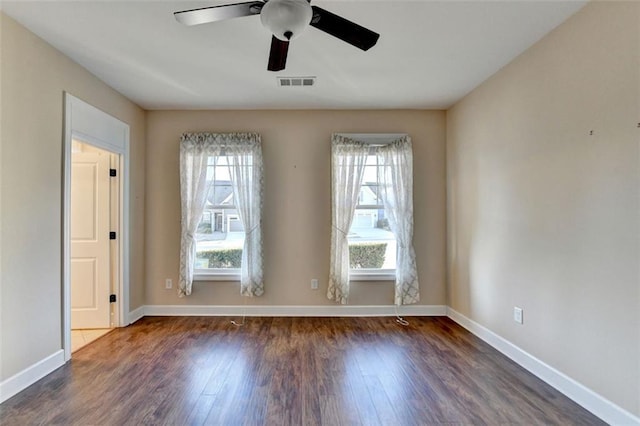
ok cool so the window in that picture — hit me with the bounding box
[194,156,244,275]
[348,153,397,278]
[328,133,419,305]
[180,132,263,297]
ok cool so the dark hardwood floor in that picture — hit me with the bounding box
[0,316,604,425]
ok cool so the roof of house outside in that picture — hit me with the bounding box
[205,181,234,206]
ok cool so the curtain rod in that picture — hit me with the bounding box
[336,133,408,145]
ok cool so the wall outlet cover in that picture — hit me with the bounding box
[514,307,523,324]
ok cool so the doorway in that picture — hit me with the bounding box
[70,141,118,351]
[63,93,130,361]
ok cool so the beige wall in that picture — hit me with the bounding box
[447,1,639,417]
[146,110,446,307]
[0,13,146,380]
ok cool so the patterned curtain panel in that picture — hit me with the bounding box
[226,138,264,297]
[379,136,420,305]
[179,132,264,297]
[327,135,368,304]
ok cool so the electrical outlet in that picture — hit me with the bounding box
[513,307,523,324]
[311,279,319,290]
[165,278,173,289]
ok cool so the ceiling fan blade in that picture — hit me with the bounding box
[267,36,289,72]
[310,6,380,51]
[174,1,263,26]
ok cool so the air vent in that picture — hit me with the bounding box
[277,76,316,87]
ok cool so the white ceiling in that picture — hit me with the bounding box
[1,0,586,110]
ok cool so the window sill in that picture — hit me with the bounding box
[350,270,396,281]
[194,270,240,282]
[193,271,394,282]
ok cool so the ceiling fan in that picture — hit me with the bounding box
[174,0,380,72]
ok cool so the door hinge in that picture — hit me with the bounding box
[110,231,116,240]
[110,168,117,177]
[110,294,117,303]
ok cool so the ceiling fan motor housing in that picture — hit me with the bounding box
[260,0,313,41]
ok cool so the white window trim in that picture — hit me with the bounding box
[350,269,396,281]
[194,269,241,281]
[338,133,408,279]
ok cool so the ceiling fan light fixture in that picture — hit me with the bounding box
[260,0,313,41]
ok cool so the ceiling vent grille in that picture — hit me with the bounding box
[277,76,316,87]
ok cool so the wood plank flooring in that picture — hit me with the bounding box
[0,316,604,425]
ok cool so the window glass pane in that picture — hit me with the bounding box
[362,164,378,183]
[358,184,379,206]
[348,206,396,270]
[214,164,231,181]
[360,154,382,208]
[349,153,395,270]
[365,154,378,165]
[195,155,244,270]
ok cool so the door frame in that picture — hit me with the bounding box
[63,93,130,361]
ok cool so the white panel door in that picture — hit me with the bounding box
[71,150,111,329]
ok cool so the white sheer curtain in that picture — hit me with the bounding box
[179,136,217,297]
[379,136,420,305]
[226,137,264,297]
[327,135,368,304]
[179,132,263,297]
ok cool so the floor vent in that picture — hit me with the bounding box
[278,76,316,87]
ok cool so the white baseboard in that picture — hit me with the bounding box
[143,304,447,317]
[128,305,145,324]
[446,308,640,426]
[0,350,65,404]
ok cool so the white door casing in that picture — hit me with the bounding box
[63,93,130,361]
[70,149,111,329]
